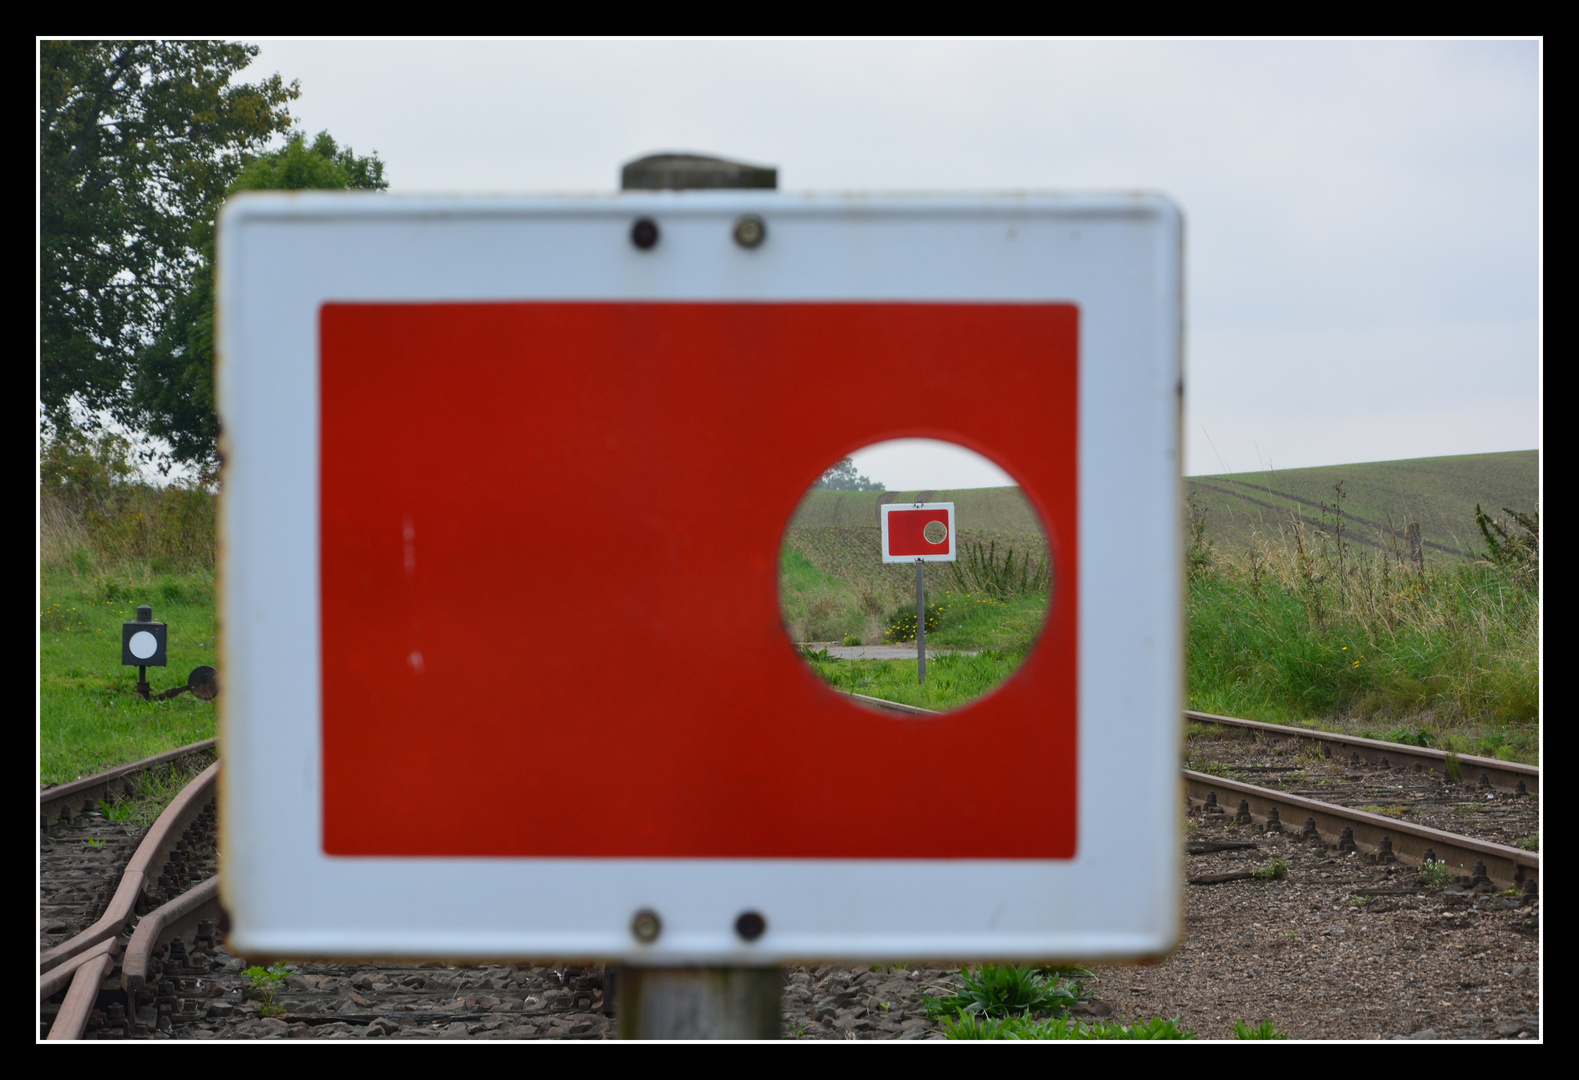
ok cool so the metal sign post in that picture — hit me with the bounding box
[615,154,782,1039]
[881,502,956,685]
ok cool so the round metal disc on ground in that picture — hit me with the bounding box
[188,665,218,701]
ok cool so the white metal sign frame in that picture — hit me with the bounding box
[880,501,958,563]
[218,191,1183,963]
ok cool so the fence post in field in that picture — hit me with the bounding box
[1407,522,1424,576]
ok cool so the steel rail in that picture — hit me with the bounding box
[1182,770,1538,889]
[40,738,218,824]
[39,937,118,1002]
[40,761,219,975]
[1185,710,1537,796]
[850,692,1538,887]
[45,944,119,1041]
[121,876,222,993]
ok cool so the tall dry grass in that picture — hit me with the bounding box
[39,427,215,577]
[1187,498,1538,737]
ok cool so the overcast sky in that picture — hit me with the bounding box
[250,38,1540,487]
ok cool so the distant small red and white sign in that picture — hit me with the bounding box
[882,503,956,562]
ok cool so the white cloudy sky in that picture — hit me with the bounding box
[251,38,1540,487]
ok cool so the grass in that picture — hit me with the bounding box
[1252,858,1288,881]
[941,1014,1197,1040]
[40,564,218,784]
[801,649,1033,711]
[1186,497,1538,762]
[924,965,1092,1022]
[39,433,219,784]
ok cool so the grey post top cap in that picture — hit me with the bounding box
[621,153,778,191]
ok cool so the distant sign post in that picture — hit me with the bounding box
[882,502,956,682]
[219,185,1183,971]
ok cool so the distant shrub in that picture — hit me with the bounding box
[40,426,215,575]
[883,601,943,642]
[950,539,1049,600]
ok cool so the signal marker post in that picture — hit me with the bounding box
[881,502,957,684]
[218,165,1185,1039]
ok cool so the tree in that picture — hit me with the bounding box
[131,131,387,467]
[41,41,298,425]
[814,458,885,491]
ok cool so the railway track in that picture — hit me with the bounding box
[852,695,1539,890]
[40,750,219,1040]
[40,713,1540,1039]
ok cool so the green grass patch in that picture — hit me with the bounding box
[1186,544,1537,761]
[941,1014,1197,1040]
[40,564,218,785]
[925,965,1091,1022]
[802,650,1030,711]
[39,438,220,785]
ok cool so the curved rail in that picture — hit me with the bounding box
[40,738,217,825]
[44,943,119,1041]
[40,761,219,975]
[121,876,222,993]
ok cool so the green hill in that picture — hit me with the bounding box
[1186,450,1538,564]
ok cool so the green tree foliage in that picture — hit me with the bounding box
[813,457,884,491]
[131,132,387,467]
[40,41,298,423]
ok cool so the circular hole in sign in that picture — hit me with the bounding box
[778,438,1053,715]
[129,630,159,660]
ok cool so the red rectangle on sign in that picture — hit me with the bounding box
[886,507,952,558]
[320,302,1078,859]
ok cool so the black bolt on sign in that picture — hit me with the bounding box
[121,605,168,667]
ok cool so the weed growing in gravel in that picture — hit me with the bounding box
[925,965,1091,1021]
[1252,858,1288,881]
[245,963,294,1017]
[1232,1018,1290,1039]
[942,1014,1196,1040]
[1419,859,1454,887]
[1513,835,1539,851]
[1361,804,1410,818]
[98,799,134,822]
[1443,752,1463,783]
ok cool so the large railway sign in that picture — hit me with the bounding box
[219,191,1183,963]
